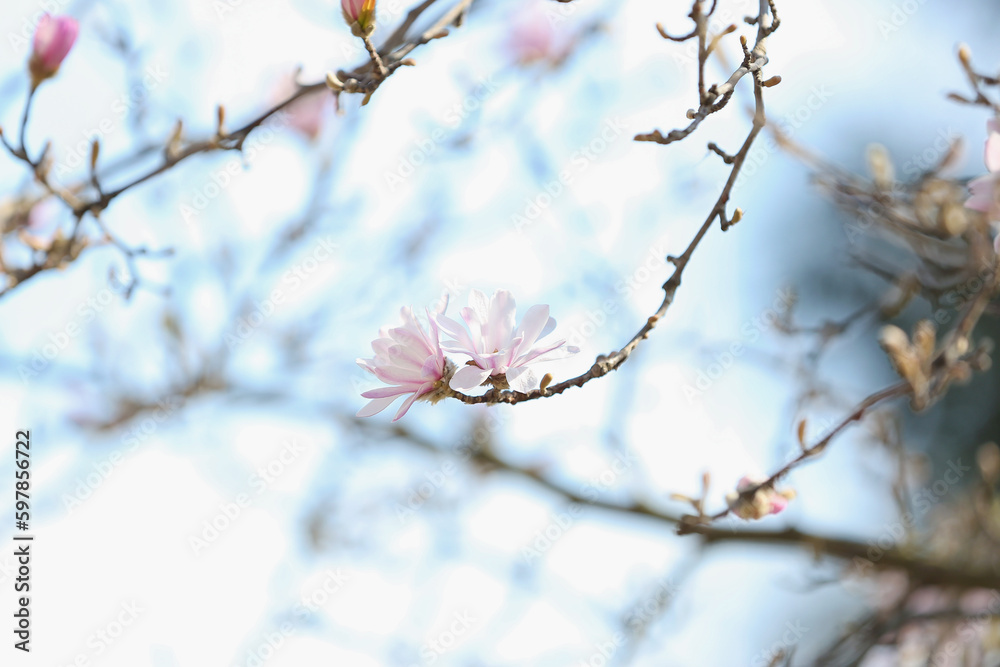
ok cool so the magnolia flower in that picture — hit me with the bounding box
[725,475,794,521]
[342,0,377,35]
[269,73,335,142]
[29,14,79,87]
[507,17,556,65]
[966,119,1000,225]
[357,304,452,422]
[437,289,578,393]
[505,8,571,67]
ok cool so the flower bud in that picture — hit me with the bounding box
[726,475,794,520]
[342,0,377,36]
[867,143,895,191]
[29,14,79,88]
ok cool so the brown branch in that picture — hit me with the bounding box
[0,0,474,298]
[636,0,774,146]
[355,414,1000,592]
[690,527,1000,590]
[674,381,910,533]
[445,0,777,407]
[681,259,998,532]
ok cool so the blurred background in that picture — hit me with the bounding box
[2,0,1000,664]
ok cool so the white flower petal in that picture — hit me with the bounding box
[438,313,481,351]
[987,131,1000,173]
[421,354,443,380]
[486,290,517,351]
[506,365,538,393]
[468,289,490,323]
[449,365,493,391]
[357,395,401,418]
[358,304,446,420]
[539,316,556,340]
[514,304,550,351]
[514,338,577,366]
[392,390,424,422]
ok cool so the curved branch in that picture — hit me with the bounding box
[445,0,777,407]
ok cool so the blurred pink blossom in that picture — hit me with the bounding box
[506,15,557,65]
[270,74,335,142]
[27,197,60,236]
[726,475,794,520]
[437,289,578,393]
[965,119,1000,227]
[357,303,451,422]
[29,14,78,86]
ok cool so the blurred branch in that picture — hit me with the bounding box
[353,414,1000,593]
[684,257,998,531]
[0,0,473,298]
[678,381,911,533]
[636,0,778,145]
[691,526,1000,590]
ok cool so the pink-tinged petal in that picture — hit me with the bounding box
[357,303,444,420]
[438,288,576,391]
[768,495,789,514]
[437,313,477,346]
[506,366,538,393]
[437,313,486,365]
[361,386,418,399]
[34,15,78,68]
[367,368,411,386]
[341,0,363,19]
[30,14,78,83]
[507,16,556,65]
[420,354,443,380]
[969,174,995,193]
[459,305,486,349]
[342,0,376,32]
[994,234,1000,255]
[989,119,1000,136]
[269,74,331,142]
[513,337,577,366]
[392,388,426,422]
[513,304,550,351]
[966,193,993,213]
[967,175,998,213]
[357,394,401,418]
[486,290,517,352]
[986,132,1000,173]
[450,365,493,391]
[468,289,490,324]
[495,334,523,368]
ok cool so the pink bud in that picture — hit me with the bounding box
[727,475,794,520]
[29,14,78,86]
[269,73,334,142]
[341,0,377,34]
[735,475,758,492]
[767,494,789,515]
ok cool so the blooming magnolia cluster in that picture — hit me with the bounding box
[725,476,795,521]
[28,14,78,89]
[357,290,579,421]
[965,119,1000,253]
